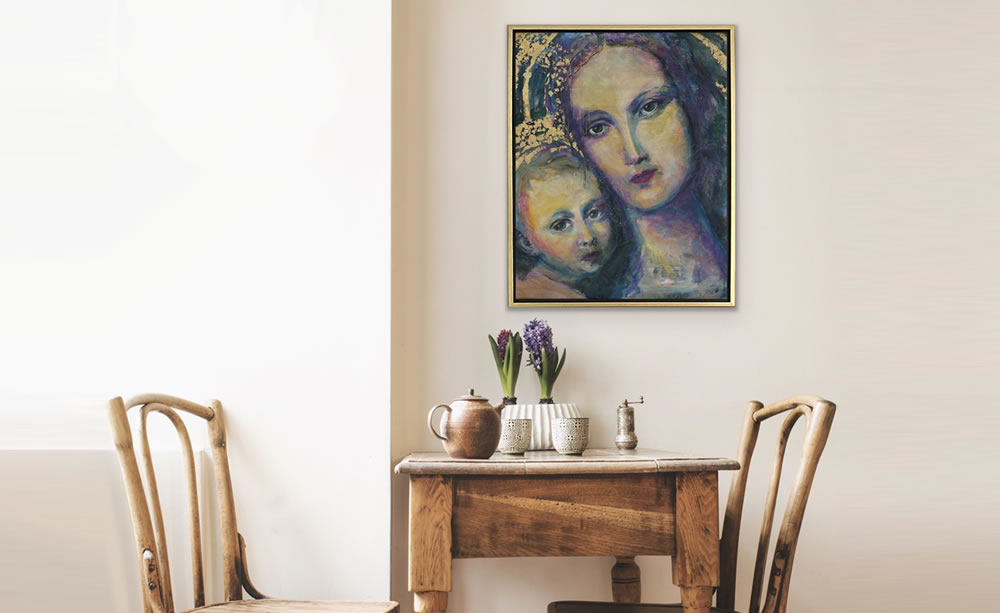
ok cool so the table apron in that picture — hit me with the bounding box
[450,473,677,559]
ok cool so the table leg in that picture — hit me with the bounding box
[611,556,641,603]
[671,472,720,613]
[409,475,453,612]
[414,591,448,613]
[679,586,713,613]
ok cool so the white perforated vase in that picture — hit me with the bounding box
[501,403,581,451]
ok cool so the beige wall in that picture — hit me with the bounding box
[392,1,999,611]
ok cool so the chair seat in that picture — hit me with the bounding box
[548,602,738,613]
[198,600,398,613]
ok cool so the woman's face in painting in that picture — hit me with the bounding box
[518,168,613,281]
[568,45,693,211]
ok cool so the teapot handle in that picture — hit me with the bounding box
[427,404,451,441]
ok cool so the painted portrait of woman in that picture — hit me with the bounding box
[510,27,733,305]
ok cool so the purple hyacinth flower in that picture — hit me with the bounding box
[523,319,554,373]
[496,329,512,361]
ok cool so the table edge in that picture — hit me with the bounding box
[394,456,740,475]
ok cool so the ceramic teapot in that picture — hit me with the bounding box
[427,389,504,459]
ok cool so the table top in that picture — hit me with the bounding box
[394,448,739,476]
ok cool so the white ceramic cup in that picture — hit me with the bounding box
[498,418,533,454]
[552,417,589,455]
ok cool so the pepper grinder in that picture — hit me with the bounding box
[615,396,643,450]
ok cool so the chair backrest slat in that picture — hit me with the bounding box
[109,396,169,613]
[717,401,762,610]
[140,403,206,610]
[206,399,242,602]
[748,407,809,613]
[109,394,243,612]
[761,400,835,613]
[717,396,836,613]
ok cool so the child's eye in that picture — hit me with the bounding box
[585,206,606,221]
[550,219,572,232]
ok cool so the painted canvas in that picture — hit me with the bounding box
[509,27,734,306]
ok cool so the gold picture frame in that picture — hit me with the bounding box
[508,26,735,307]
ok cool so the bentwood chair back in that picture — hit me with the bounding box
[549,395,837,613]
[108,394,398,613]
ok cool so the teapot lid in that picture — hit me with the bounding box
[456,388,487,401]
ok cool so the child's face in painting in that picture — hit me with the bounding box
[518,168,613,281]
[569,45,693,212]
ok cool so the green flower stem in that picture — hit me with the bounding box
[489,332,523,398]
[537,347,566,400]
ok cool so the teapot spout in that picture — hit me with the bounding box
[493,401,506,414]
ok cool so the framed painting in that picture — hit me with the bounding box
[508,26,735,306]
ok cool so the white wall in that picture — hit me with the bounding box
[1,450,213,613]
[0,0,392,611]
[391,1,999,612]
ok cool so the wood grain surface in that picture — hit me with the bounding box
[396,449,738,476]
[452,474,675,558]
[408,475,453,592]
[611,557,642,603]
[413,591,449,613]
[198,600,398,612]
[671,472,720,588]
[679,586,714,613]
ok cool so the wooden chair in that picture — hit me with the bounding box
[549,395,836,613]
[108,394,398,613]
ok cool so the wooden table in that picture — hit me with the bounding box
[394,449,739,613]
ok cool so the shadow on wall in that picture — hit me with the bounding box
[0,450,220,613]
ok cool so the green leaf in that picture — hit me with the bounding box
[510,334,522,390]
[539,348,552,398]
[502,341,514,393]
[488,335,503,373]
[553,348,567,381]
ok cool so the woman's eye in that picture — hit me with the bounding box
[585,123,609,137]
[638,100,662,117]
[585,206,606,221]
[550,219,572,232]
